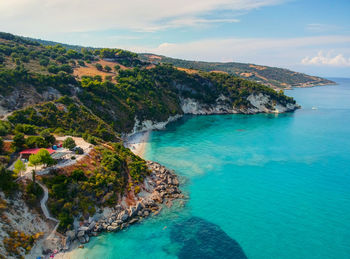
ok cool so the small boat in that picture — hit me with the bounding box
[312,107,318,110]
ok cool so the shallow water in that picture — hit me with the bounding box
[75,78,350,259]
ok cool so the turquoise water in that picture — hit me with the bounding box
[76,78,350,259]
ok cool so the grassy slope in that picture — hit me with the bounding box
[139,53,334,89]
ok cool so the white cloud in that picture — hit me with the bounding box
[0,0,283,35]
[301,51,350,67]
[306,23,341,32]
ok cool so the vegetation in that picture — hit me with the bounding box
[43,143,149,232]
[24,181,43,207]
[3,230,43,257]
[0,166,18,196]
[63,137,76,150]
[0,121,11,136]
[0,32,304,236]
[7,96,118,141]
[13,159,26,176]
[139,54,334,88]
[29,149,55,168]
[12,133,26,152]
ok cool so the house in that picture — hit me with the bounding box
[19,148,56,160]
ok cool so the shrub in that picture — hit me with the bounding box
[13,159,26,176]
[39,58,49,67]
[25,136,48,148]
[40,129,56,145]
[15,124,37,135]
[12,132,25,152]
[95,63,103,71]
[63,137,76,150]
[25,182,43,206]
[104,65,111,72]
[0,166,18,196]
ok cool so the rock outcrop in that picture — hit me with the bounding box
[63,161,184,248]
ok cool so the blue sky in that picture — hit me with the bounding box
[1,0,349,77]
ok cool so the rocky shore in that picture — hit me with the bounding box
[63,161,184,250]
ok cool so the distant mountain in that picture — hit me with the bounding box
[139,54,334,89]
[21,35,333,89]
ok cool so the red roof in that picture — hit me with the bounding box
[20,148,55,155]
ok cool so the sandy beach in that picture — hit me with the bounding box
[124,131,150,158]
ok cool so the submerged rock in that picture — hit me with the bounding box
[169,217,247,259]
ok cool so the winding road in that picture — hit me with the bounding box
[37,181,59,223]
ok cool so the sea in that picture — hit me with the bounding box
[74,78,350,259]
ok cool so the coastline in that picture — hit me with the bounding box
[124,131,150,158]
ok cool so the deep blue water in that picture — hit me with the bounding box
[76,78,350,259]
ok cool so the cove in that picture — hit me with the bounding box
[75,78,350,259]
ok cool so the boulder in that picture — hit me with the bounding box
[135,201,144,212]
[78,226,89,232]
[129,218,138,224]
[66,230,76,242]
[78,236,86,244]
[77,230,85,238]
[84,234,90,243]
[118,210,129,222]
[129,207,137,218]
[107,225,119,232]
[167,176,173,185]
[121,223,128,229]
[111,222,120,228]
[88,221,96,231]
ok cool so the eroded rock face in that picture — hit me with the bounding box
[0,86,62,117]
[246,93,299,113]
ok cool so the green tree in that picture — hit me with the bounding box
[39,58,49,67]
[104,65,111,72]
[29,149,55,169]
[0,123,8,136]
[37,149,55,167]
[0,166,18,196]
[29,153,41,170]
[95,63,103,71]
[63,137,76,150]
[40,129,56,145]
[114,65,121,71]
[12,132,26,152]
[25,136,48,148]
[13,159,26,177]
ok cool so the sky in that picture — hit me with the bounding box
[0,0,349,77]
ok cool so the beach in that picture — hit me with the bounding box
[124,131,150,158]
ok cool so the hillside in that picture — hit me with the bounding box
[21,34,333,89]
[0,32,298,130]
[0,31,299,257]
[139,54,334,89]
